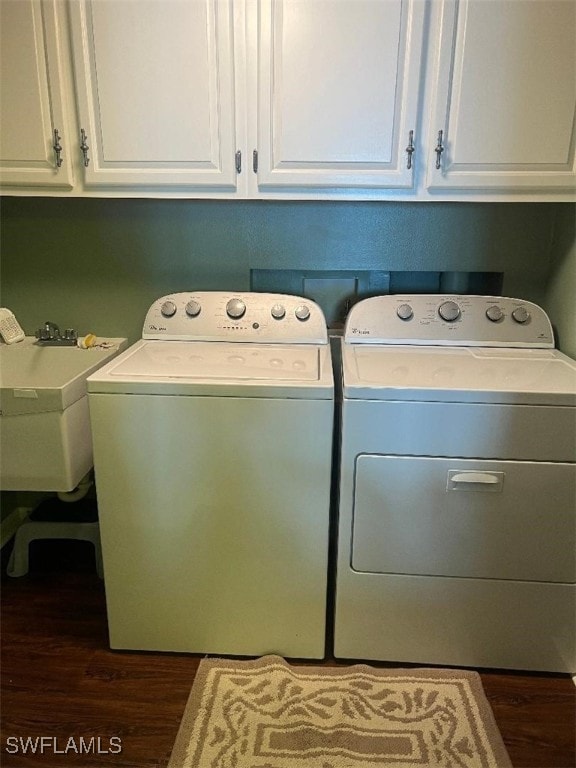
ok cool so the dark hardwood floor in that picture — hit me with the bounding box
[1,540,575,768]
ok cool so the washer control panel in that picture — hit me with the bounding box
[143,292,328,343]
[345,295,554,348]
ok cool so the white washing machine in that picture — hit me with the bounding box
[334,294,576,672]
[87,292,333,658]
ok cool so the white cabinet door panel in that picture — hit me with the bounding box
[256,0,425,189]
[0,0,73,188]
[428,0,576,190]
[70,0,238,189]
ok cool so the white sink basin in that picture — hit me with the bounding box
[0,337,127,491]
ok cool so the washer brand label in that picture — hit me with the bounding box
[350,327,370,336]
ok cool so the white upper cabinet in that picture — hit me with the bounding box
[427,0,576,192]
[252,0,426,190]
[68,0,239,190]
[0,0,73,188]
[1,0,574,199]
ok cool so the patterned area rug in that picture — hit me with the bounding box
[168,655,512,768]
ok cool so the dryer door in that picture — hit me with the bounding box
[352,455,575,583]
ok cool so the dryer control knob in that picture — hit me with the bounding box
[161,300,177,318]
[185,300,201,317]
[486,305,504,322]
[271,304,286,319]
[295,304,311,321]
[226,298,246,319]
[512,305,530,324]
[438,300,461,322]
[396,303,414,321]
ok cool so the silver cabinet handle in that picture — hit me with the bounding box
[235,150,242,174]
[435,130,444,170]
[52,128,63,168]
[80,129,90,167]
[406,130,415,170]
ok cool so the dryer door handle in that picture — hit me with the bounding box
[447,471,504,492]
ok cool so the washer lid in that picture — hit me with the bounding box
[107,341,320,380]
[87,339,334,399]
[343,344,576,405]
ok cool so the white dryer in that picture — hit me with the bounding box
[87,292,333,658]
[335,294,576,672]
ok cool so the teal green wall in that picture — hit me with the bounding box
[0,197,573,349]
[544,205,576,358]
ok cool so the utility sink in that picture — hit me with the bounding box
[0,337,127,491]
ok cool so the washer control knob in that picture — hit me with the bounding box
[185,300,201,317]
[396,303,414,321]
[295,304,311,321]
[486,305,504,322]
[438,300,461,322]
[161,300,177,318]
[226,298,246,319]
[271,303,286,320]
[512,305,530,324]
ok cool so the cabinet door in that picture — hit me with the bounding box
[254,0,425,190]
[69,0,238,190]
[428,0,576,191]
[0,0,73,188]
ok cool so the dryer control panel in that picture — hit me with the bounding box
[143,292,328,344]
[345,295,555,348]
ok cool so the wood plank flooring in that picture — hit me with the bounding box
[1,540,575,768]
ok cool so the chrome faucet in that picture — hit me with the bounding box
[35,321,78,346]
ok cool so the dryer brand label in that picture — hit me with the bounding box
[350,328,371,336]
